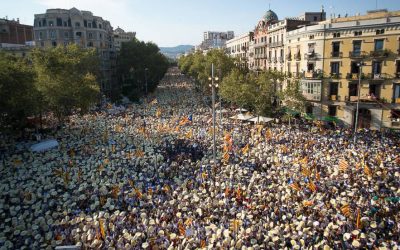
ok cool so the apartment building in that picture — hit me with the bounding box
[33,8,116,96]
[226,32,254,69]
[113,27,136,51]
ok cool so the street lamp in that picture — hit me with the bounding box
[209,63,219,168]
[353,62,366,144]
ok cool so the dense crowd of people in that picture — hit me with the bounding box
[0,67,399,249]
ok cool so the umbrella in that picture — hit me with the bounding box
[248,116,274,123]
[235,108,248,113]
[216,109,229,114]
[230,114,254,121]
[30,139,59,152]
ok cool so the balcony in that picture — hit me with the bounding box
[272,57,278,63]
[278,57,284,63]
[267,57,272,63]
[331,51,343,58]
[349,51,368,59]
[346,73,365,80]
[370,49,390,58]
[396,72,400,78]
[269,41,284,48]
[330,73,342,79]
[329,95,339,101]
[304,52,317,60]
[286,54,292,61]
[303,71,323,79]
[294,53,301,61]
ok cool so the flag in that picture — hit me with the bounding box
[106,103,113,109]
[148,187,153,196]
[175,126,180,132]
[200,240,206,248]
[150,99,158,105]
[224,133,231,142]
[224,187,230,197]
[364,164,372,177]
[163,184,170,193]
[257,125,263,135]
[201,171,207,181]
[356,208,361,229]
[135,149,144,158]
[290,182,301,192]
[340,204,351,217]
[236,187,242,200]
[303,200,314,207]
[179,116,190,126]
[185,130,193,139]
[265,129,272,140]
[223,152,230,163]
[241,144,250,155]
[184,218,193,226]
[111,185,120,199]
[99,219,106,240]
[178,222,186,236]
[134,188,142,199]
[156,109,162,118]
[230,219,240,232]
[281,145,288,154]
[339,159,349,172]
[307,181,317,192]
[315,170,320,181]
[301,167,311,177]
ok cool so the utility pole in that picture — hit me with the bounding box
[209,64,219,168]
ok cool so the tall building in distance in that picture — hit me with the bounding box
[226,32,254,69]
[196,31,234,51]
[113,27,136,51]
[0,17,34,57]
[33,8,116,96]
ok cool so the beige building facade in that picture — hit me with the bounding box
[226,32,254,69]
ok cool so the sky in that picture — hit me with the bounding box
[1,0,399,47]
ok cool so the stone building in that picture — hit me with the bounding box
[113,27,136,51]
[33,8,116,96]
[226,32,254,69]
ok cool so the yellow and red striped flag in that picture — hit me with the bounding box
[135,149,144,158]
[356,208,361,229]
[290,182,301,192]
[185,130,193,139]
[241,144,250,155]
[265,129,272,140]
[364,164,372,177]
[301,167,311,177]
[223,152,230,163]
[340,204,351,217]
[224,187,230,197]
[230,219,240,232]
[200,240,206,248]
[303,200,314,207]
[339,159,349,172]
[307,181,317,192]
[315,169,321,181]
[184,218,193,226]
[99,219,106,240]
[150,99,158,105]
[134,188,142,199]
[178,221,186,236]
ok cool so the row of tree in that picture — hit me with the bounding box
[178,49,306,117]
[117,38,169,101]
[0,45,100,132]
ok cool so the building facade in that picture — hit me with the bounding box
[0,18,33,45]
[226,32,254,69]
[113,27,136,51]
[197,31,234,51]
[286,10,400,130]
[33,8,116,96]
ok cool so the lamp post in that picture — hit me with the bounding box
[209,63,219,168]
[353,62,365,144]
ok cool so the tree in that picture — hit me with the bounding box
[117,39,169,101]
[0,52,38,130]
[32,44,100,122]
[279,79,307,124]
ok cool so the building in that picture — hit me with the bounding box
[113,27,136,51]
[226,32,254,69]
[33,8,116,96]
[0,18,33,45]
[197,31,234,51]
[252,9,279,70]
[287,9,400,130]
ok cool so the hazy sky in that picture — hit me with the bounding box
[1,0,399,47]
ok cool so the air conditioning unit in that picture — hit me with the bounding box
[374,74,381,79]
[331,95,337,101]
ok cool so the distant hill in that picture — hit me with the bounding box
[160,45,194,59]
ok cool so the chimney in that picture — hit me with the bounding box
[17,18,19,23]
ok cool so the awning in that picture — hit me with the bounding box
[30,139,59,152]
[235,108,248,112]
[230,114,254,121]
[216,109,229,114]
[248,116,274,123]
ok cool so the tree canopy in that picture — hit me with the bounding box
[117,39,169,101]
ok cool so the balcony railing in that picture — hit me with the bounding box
[370,49,390,58]
[331,51,343,58]
[272,57,278,63]
[366,73,389,80]
[269,41,284,48]
[304,52,317,60]
[294,53,301,60]
[329,95,339,101]
[286,54,292,61]
[349,51,368,59]
[303,71,323,79]
[346,73,364,80]
[330,73,341,79]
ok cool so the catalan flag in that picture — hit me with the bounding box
[224,133,231,142]
[340,204,351,217]
[184,218,193,226]
[224,187,230,197]
[265,129,272,140]
[290,182,301,192]
[111,144,116,153]
[307,181,317,192]
[241,144,250,155]
[185,130,193,139]
[179,116,190,126]
[222,152,230,163]
[134,188,142,199]
[339,159,349,172]
[230,219,240,232]
[364,164,372,177]
[200,240,206,248]
[135,149,145,158]
[156,109,162,118]
[315,170,320,181]
[257,125,263,135]
[301,167,311,177]
[99,219,106,240]
[303,200,314,207]
[178,222,186,236]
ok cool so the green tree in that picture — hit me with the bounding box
[279,79,307,124]
[0,52,38,130]
[117,39,169,101]
[32,44,100,122]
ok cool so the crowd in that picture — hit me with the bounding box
[0,67,399,249]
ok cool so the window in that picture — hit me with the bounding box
[328,106,337,116]
[330,82,339,96]
[88,22,92,28]
[52,41,57,47]
[308,43,315,54]
[88,33,93,39]
[57,18,62,27]
[396,61,400,76]
[88,42,93,47]
[84,20,87,27]
[296,63,300,76]
[40,41,44,47]
[75,22,80,27]
[349,83,358,96]
[374,39,384,51]
[76,32,82,37]
[280,49,284,58]
[42,19,47,26]
[269,37,272,43]
[333,32,340,38]
[64,21,67,27]
[99,34,102,39]
[369,84,380,99]
[376,29,385,35]
[353,40,362,56]
[287,63,291,73]
[99,24,102,29]
[307,63,315,72]
[50,30,56,39]
[309,35,315,40]
[331,62,340,75]
[372,61,382,75]
[39,32,43,40]
[64,32,69,38]
[49,21,54,27]
[354,31,362,36]
[351,62,360,74]
[68,18,71,27]
[38,21,42,27]
[394,84,400,100]
[332,42,340,57]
